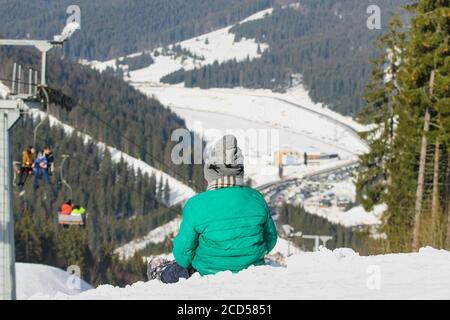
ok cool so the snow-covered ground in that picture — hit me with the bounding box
[29,109,196,205]
[16,263,92,300]
[29,247,450,300]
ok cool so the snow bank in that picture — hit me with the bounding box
[34,247,450,300]
[16,263,92,300]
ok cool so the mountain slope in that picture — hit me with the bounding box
[161,0,410,115]
[0,0,274,60]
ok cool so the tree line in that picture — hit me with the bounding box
[356,0,450,253]
[0,0,274,61]
[161,0,408,116]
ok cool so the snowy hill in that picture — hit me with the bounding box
[16,263,92,300]
[85,8,273,83]
[29,247,450,300]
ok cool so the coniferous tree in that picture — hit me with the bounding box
[357,0,450,251]
[357,15,406,211]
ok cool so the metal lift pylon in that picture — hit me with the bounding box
[0,22,78,300]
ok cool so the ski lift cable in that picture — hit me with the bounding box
[19,124,181,208]
[73,102,203,191]
[60,155,73,201]
[0,77,39,88]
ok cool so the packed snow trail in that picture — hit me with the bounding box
[27,247,450,300]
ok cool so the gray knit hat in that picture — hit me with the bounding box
[204,135,244,189]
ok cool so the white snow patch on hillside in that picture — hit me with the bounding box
[136,86,367,156]
[303,197,387,228]
[240,7,273,23]
[16,263,92,300]
[115,217,182,260]
[340,204,387,227]
[87,8,273,84]
[0,80,11,99]
[29,109,196,205]
[34,247,450,300]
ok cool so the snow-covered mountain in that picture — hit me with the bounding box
[26,247,450,300]
[84,7,374,231]
[87,8,368,189]
[85,8,273,80]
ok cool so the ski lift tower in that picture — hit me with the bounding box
[0,22,78,300]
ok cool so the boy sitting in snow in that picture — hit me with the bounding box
[149,135,278,283]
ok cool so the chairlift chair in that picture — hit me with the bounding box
[57,155,87,227]
[58,213,86,227]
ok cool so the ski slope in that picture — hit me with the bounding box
[30,247,450,300]
[29,109,196,205]
[16,263,92,300]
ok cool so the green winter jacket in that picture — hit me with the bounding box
[173,186,278,275]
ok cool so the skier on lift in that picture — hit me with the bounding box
[71,205,87,225]
[32,150,51,190]
[43,146,54,176]
[60,200,73,215]
[148,135,278,283]
[17,145,36,187]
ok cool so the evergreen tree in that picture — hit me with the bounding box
[164,179,171,204]
[357,0,450,251]
[357,15,406,211]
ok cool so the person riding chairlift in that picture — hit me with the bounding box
[17,146,36,187]
[43,146,54,176]
[71,205,87,224]
[60,200,73,215]
[32,151,51,190]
